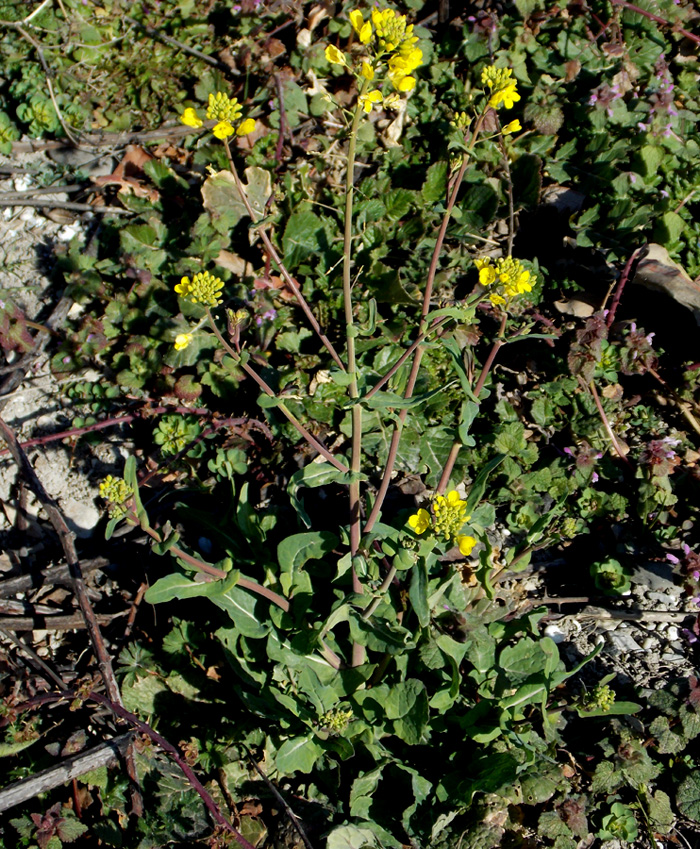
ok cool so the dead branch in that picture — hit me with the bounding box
[0,732,135,814]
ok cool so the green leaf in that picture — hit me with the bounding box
[288,463,356,528]
[421,161,448,203]
[277,531,338,595]
[362,382,456,411]
[408,558,429,627]
[639,144,664,176]
[56,816,89,842]
[282,210,324,268]
[325,825,380,849]
[465,454,505,515]
[144,570,239,605]
[659,210,685,243]
[384,188,414,220]
[275,735,324,775]
[201,167,271,237]
[212,584,269,638]
[385,680,425,719]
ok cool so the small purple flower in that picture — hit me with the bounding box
[693,570,700,581]
[681,628,698,644]
[683,543,691,556]
[589,93,598,105]
[637,123,649,132]
[591,472,599,483]
[63,356,71,364]
[667,553,680,564]
[660,189,669,199]
[263,309,277,321]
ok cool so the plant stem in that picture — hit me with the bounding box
[436,310,508,493]
[364,112,487,533]
[364,316,449,400]
[610,0,700,45]
[206,311,348,473]
[587,378,633,466]
[222,140,345,371]
[141,524,291,612]
[343,99,366,600]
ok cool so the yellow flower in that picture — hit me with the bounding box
[502,119,522,134]
[387,50,422,92]
[476,256,534,304]
[174,333,193,351]
[456,535,477,556]
[359,89,383,113]
[349,9,364,31]
[325,44,347,65]
[408,508,431,535]
[383,93,401,110]
[212,120,235,139]
[481,66,521,110]
[236,118,256,136]
[180,107,203,128]
[475,257,496,286]
[175,270,225,308]
[360,60,375,80]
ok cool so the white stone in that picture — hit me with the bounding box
[544,624,566,644]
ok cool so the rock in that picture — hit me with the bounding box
[632,561,677,592]
[60,496,101,539]
[606,631,643,654]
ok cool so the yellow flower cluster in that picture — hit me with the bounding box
[175,270,225,308]
[408,491,476,556]
[475,256,534,306]
[180,91,255,140]
[99,475,134,519]
[324,7,423,114]
[481,66,521,110]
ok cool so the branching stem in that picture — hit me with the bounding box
[206,311,348,473]
[222,140,345,371]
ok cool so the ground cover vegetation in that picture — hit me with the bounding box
[1,0,700,846]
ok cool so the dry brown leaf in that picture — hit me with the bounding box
[92,145,159,203]
[215,250,251,276]
[633,243,700,324]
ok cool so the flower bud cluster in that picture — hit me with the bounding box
[175,270,225,308]
[474,256,533,306]
[180,91,255,140]
[481,66,521,110]
[408,491,476,556]
[99,475,134,519]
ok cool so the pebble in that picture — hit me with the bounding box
[666,626,680,642]
[544,624,566,644]
[606,631,644,653]
[647,591,672,607]
[661,652,685,664]
[642,637,656,650]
